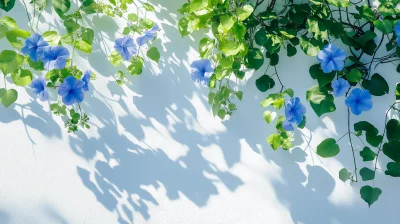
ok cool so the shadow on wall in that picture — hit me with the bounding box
[70,0,248,223]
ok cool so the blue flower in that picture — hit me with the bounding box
[395,21,400,36]
[283,97,306,131]
[317,44,346,73]
[39,46,70,70]
[282,120,294,131]
[137,24,160,46]
[21,33,49,62]
[82,70,92,92]
[114,36,138,61]
[190,59,214,85]
[345,88,373,115]
[331,78,350,97]
[30,76,49,101]
[58,76,85,105]
[394,21,400,46]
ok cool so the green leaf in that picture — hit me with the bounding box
[300,36,321,56]
[245,48,264,70]
[386,119,400,142]
[236,5,253,21]
[264,34,281,54]
[306,85,336,117]
[268,53,279,66]
[263,110,277,124]
[11,69,32,86]
[28,57,44,70]
[190,0,208,12]
[178,17,190,37]
[219,57,233,68]
[287,44,297,57]
[217,109,226,119]
[52,0,70,17]
[345,68,362,83]
[6,29,31,48]
[63,19,80,34]
[361,73,389,96]
[378,2,395,17]
[316,138,340,158]
[42,31,61,45]
[218,15,235,33]
[373,20,393,34]
[50,103,67,116]
[360,185,382,207]
[339,168,352,182]
[309,64,335,87]
[74,40,92,54]
[255,29,268,46]
[383,140,400,163]
[127,13,138,22]
[327,0,350,7]
[0,0,16,12]
[0,16,17,28]
[360,167,375,181]
[128,56,144,75]
[143,3,155,11]
[199,38,214,58]
[109,51,123,67]
[236,91,243,101]
[354,121,383,147]
[385,162,400,177]
[0,88,17,107]
[256,75,275,92]
[267,133,282,150]
[219,39,241,56]
[360,147,376,161]
[396,83,400,100]
[81,28,94,44]
[0,50,24,75]
[146,47,160,63]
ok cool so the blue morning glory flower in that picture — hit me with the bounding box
[317,44,346,73]
[82,70,91,92]
[394,21,400,36]
[39,46,70,70]
[331,78,350,97]
[114,36,138,61]
[394,21,400,46]
[190,59,214,85]
[30,76,49,101]
[58,76,85,105]
[283,97,306,131]
[21,33,49,62]
[345,88,373,115]
[137,24,160,46]
[282,120,294,131]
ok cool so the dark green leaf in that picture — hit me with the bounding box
[316,138,340,158]
[256,75,275,92]
[360,167,375,181]
[360,185,382,207]
[360,147,376,161]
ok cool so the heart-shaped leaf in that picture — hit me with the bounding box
[360,185,382,206]
[317,138,340,158]
[256,75,275,92]
[386,119,400,141]
[0,88,17,108]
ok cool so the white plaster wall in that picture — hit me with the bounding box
[0,0,399,223]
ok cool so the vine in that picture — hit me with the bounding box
[179,0,400,206]
[0,0,160,132]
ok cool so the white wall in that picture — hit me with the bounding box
[0,0,399,223]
